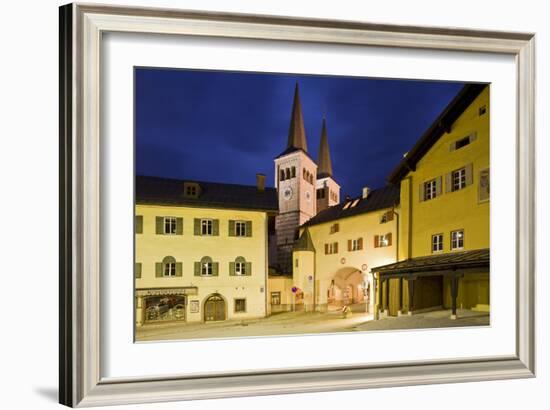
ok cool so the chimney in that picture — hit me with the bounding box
[362,186,370,199]
[256,173,266,191]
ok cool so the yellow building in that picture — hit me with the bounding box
[372,84,490,319]
[135,174,277,327]
[292,187,400,313]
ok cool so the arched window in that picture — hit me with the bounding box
[291,166,296,178]
[235,256,246,275]
[280,169,285,181]
[303,168,307,180]
[309,173,314,184]
[162,256,176,277]
[285,168,290,180]
[201,256,213,276]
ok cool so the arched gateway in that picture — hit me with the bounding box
[327,267,368,310]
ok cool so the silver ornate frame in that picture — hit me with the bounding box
[59,3,536,407]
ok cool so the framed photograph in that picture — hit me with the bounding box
[59,3,535,407]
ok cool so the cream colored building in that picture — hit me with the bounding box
[135,175,277,327]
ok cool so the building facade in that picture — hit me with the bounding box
[135,175,277,326]
[371,84,490,319]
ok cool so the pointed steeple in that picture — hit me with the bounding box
[317,117,333,178]
[286,83,308,152]
[293,228,315,252]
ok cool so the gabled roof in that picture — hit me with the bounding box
[302,185,400,227]
[293,228,315,252]
[372,248,489,275]
[136,175,278,212]
[317,118,333,178]
[387,83,488,185]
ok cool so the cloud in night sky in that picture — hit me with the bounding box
[135,68,465,197]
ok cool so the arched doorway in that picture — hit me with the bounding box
[204,294,226,322]
[328,267,366,311]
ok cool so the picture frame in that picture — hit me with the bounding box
[59,3,535,407]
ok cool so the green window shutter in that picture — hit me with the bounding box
[156,217,163,234]
[229,262,235,276]
[175,262,183,277]
[194,262,201,276]
[245,262,252,276]
[176,218,183,235]
[465,163,474,186]
[155,263,162,277]
[228,220,235,236]
[213,219,220,236]
[418,183,424,202]
[212,262,219,276]
[135,263,142,278]
[435,176,442,196]
[445,172,453,193]
[135,215,143,234]
[194,219,201,235]
[246,221,252,237]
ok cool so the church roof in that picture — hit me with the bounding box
[302,185,400,227]
[387,83,487,185]
[277,83,308,158]
[136,175,278,212]
[317,118,333,178]
[293,228,315,252]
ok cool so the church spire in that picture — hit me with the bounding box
[286,83,308,152]
[317,117,333,177]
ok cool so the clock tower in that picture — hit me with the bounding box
[274,84,317,274]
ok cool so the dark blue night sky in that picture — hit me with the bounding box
[135,68,464,197]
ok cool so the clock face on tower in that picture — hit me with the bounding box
[283,187,293,201]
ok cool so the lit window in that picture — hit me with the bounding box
[164,217,177,234]
[377,234,391,247]
[343,201,352,210]
[452,168,466,191]
[235,221,247,237]
[201,219,213,235]
[424,179,437,200]
[451,230,464,250]
[201,256,213,275]
[235,298,246,313]
[432,233,443,253]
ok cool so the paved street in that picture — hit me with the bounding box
[136,308,489,341]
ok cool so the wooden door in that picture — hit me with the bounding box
[388,279,401,316]
[204,295,225,321]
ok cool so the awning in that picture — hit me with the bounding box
[372,248,489,277]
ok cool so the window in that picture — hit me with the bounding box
[350,198,360,208]
[317,188,325,199]
[479,105,487,116]
[235,221,247,237]
[280,169,285,181]
[451,230,464,250]
[186,185,196,196]
[135,215,143,234]
[235,260,246,275]
[324,242,338,254]
[271,292,281,305]
[330,223,339,234]
[479,168,490,202]
[348,238,363,251]
[432,233,443,253]
[235,298,246,313]
[375,233,392,248]
[291,166,296,178]
[455,136,471,150]
[183,182,200,198]
[380,211,394,224]
[162,256,176,277]
[201,256,213,275]
[285,168,290,179]
[452,167,466,191]
[295,258,299,268]
[164,217,177,234]
[342,201,352,210]
[201,219,213,235]
[424,179,437,200]
[135,262,142,279]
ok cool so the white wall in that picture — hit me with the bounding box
[0,0,547,409]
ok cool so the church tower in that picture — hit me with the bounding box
[274,84,318,274]
[315,118,340,212]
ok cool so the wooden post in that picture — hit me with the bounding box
[407,277,415,315]
[450,275,459,320]
[384,278,389,316]
[378,275,384,315]
[398,277,404,316]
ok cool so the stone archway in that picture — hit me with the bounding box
[327,267,366,311]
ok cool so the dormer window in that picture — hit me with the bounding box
[183,182,200,198]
